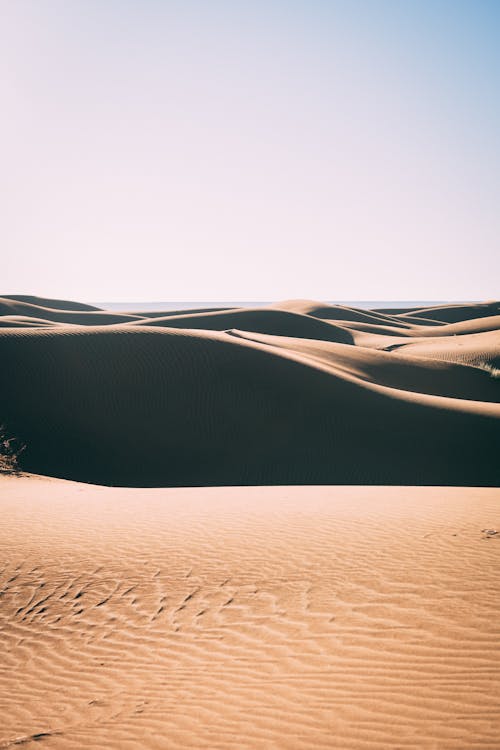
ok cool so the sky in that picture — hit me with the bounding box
[1,0,499,302]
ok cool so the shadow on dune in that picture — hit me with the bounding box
[0,296,498,487]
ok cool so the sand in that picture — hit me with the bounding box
[1,475,499,749]
[1,297,499,747]
[0,296,499,486]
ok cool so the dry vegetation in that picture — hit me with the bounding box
[0,426,24,474]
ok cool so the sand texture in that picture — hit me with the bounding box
[1,476,499,749]
[0,296,499,486]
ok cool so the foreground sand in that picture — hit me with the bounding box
[1,475,499,749]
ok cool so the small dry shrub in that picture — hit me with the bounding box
[0,426,25,474]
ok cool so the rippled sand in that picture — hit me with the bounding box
[1,476,499,749]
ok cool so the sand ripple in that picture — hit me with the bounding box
[1,478,499,748]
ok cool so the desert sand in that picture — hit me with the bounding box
[1,296,499,748]
[0,296,498,486]
[1,476,500,749]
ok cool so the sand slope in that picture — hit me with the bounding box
[1,475,499,749]
[0,296,498,486]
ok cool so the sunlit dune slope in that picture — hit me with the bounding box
[378,300,500,322]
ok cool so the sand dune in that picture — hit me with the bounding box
[379,301,500,322]
[389,330,500,367]
[1,294,102,311]
[125,307,354,344]
[1,298,499,748]
[350,330,500,369]
[0,315,64,328]
[1,475,499,749]
[336,315,500,340]
[0,297,145,325]
[228,330,500,402]
[422,314,500,336]
[0,295,498,486]
[272,299,420,328]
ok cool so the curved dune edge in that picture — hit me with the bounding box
[1,475,499,750]
[0,296,498,486]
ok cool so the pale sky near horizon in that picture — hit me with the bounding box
[1,1,499,302]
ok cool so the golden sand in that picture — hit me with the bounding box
[1,476,499,749]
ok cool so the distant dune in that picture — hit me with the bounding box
[0,295,498,486]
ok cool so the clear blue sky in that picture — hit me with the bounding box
[2,0,499,301]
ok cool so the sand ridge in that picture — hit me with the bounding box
[0,296,498,486]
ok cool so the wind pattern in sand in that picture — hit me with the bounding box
[1,480,499,749]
